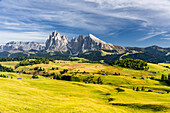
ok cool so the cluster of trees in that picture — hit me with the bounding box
[78,51,121,64]
[0,64,14,72]
[34,67,45,72]
[32,75,39,79]
[122,52,168,63]
[15,58,51,68]
[53,74,103,85]
[83,76,103,84]
[53,75,80,82]
[80,60,99,64]
[51,67,59,70]
[133,86,145,91]
[0,56,55,62]
[60,69,68,74]
[0,74,12,79]
[161,74,170,85]
[110,58,149,70]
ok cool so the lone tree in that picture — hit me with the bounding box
[141,86,145,91]
[97,77,103,84]
[168,74,170,81]
[136,87,140,91]
[161,74,167,81]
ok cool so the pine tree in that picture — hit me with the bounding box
[168,74,170,81]
[141,86,145,91]
[161,74,166,81]
[136,87,140,91]
[97,77,103,84]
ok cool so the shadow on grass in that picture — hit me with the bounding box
[111,103,168,112]
[72,83,87,87]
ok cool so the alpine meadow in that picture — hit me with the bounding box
[0,0,170,113]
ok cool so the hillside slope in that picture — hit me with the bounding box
[0,77,169,113]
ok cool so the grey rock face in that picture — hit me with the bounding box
[45,31,125,54]
[0,41,45,52]
[79,34,114,52]
[45,31,69,52]
[68,34,123,54]
[0,31,125,54]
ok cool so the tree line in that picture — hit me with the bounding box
[161,74,170,85]
[0,56,55,62]
[110,58,149,70]
[15,58,51,68]
[0,64,14,72]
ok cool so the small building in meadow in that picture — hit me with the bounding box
[17,78,22,79]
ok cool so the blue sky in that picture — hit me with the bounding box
[0,0,170,47]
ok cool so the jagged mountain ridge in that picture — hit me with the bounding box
[45,31,126,54]
[0,41,45,52]
[45,31,69,52]
[0,31,126,54]
[0,31,169,63]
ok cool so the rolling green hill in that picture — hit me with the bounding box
[0,58,170,113]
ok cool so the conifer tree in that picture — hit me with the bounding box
[136,87,140,91]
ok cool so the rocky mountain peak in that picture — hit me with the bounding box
[45,31,69,52]
[88,34,106,44]
[45,31,122,54]
[0,41,45,52]
[71,37,78,42]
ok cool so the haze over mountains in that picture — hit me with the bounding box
[0,31,169,63]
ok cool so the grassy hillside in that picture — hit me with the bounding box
[0,59,170,112]
[0,76,169,113]
[0,61,19,68]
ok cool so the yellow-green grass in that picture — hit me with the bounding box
[2,60,169,85]
[0,61,170,112]
[0,61,19,68]
[100,50,116,56]
[159,63,170,67]
[148,63,170,75]
[0,78,124,113]
[2,60,169,77]
[16,61,152,76]
[109,88,170,113]
[0,61,169,87]
[0,77,169,113]
[0,72,46,79]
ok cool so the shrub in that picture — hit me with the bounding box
[136,87,140,91]
[97,77,103,84]
[115,88,125,92]
[141,86,145,91]
[32,75,39,79]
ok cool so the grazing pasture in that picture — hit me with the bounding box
[0,59,169,112]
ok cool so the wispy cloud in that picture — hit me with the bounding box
[0,31,48,44]
[0,0,170,46]
[138,31,167,41]
[160,38,170,40]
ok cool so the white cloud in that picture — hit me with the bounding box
[160,38,170,40]
[0,31,48,44]
[138,31,167,41]
[1,0,170,44]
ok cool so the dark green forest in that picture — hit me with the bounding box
[110,58,149,70]
[0,64,14,72]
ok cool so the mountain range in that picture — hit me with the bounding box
[0,31,170,63]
